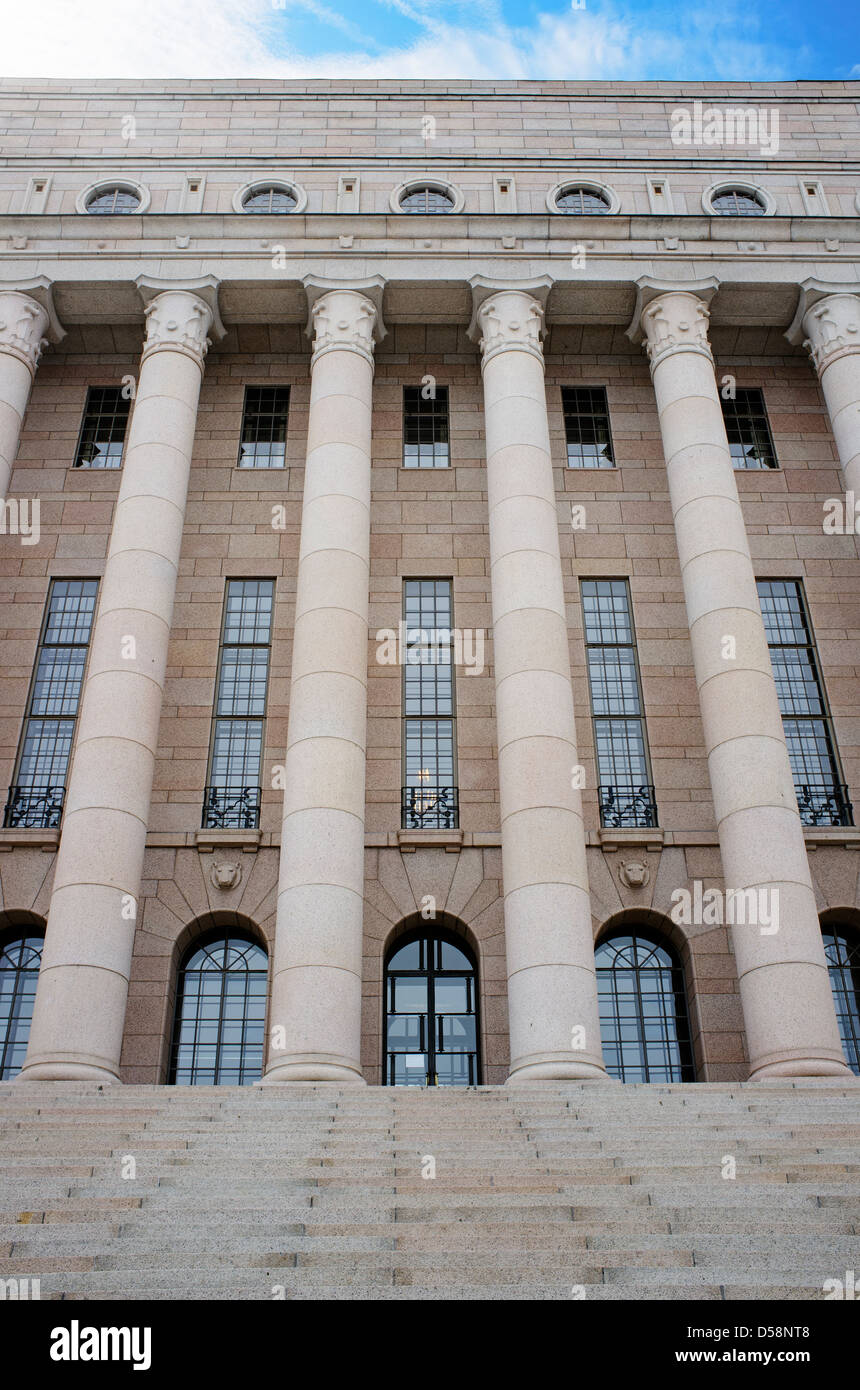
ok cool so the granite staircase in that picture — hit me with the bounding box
[1,1080,859,1300]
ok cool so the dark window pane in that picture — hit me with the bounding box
[596,932,695,1082]
[711,190,764,216]
[384,931,479,1086]
[5,580,98,829]
[87,188,140,214]
[581,580,656,828]
[562,386,614,468]
[169,934,268,1085]
[402,386,449,468]
[402,580,457,829]
[823,927,860,1074]
[757,580,851,826]
[243,187,297,213]
[203,580,274,829]
[721,388,777,470]
[556,186,610,214]
[0,933,43,1079]
[237,387,290,469]
[74,387,130,469]
[400,186,454,214]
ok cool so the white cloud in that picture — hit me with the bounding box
[0,0,797,80]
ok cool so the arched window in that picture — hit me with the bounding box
[596,929,695,1082]
[384,929,480,1086]
[710,189,766,216]
[169,933,268,1085]
[823,924,860,1075]
[86,186,142,214]
[399,185,455,214]
[242,186,297,213]
[0,931,43,1079]
[555,185,611,214]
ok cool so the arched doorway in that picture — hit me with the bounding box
[0,923,43,1080]
[168,930,268,1085]
[383,927,480,1086]
[596,928,695,1082]
[822,921,860,1076]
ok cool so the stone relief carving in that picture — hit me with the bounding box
[802,293,860,375]
[142,289,213,365]
[210,860,242,891]
[619,859,650,889]
[0,291,50,373]
[310,289,377,365]
[476,290,545,364]
[641,292,713,370]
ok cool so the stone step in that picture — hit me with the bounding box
[2,1079,858,1300]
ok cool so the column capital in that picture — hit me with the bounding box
[469,281,551,369]
[627,279,719,374]
[304,277,385,367]
[0,289,51,376]
[0,276,65,369]
[136,275,224,370]
[799,290,860,376]
[305,286,380,369]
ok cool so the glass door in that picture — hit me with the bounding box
[384,931,480,1086]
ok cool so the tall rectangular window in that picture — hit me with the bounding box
[73,386,130,468]
[237,387,289,469]
[581,579,657,827]
[403,386,449,469]
[721,387,778,469]
[758,579,852,825]
[4,579,98,827]
[203,580,274,829]
[401,579,458,828]
[562,386,614,469]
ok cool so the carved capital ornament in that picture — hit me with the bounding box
[640,290,713,372]
[310,288,378,367]
[476,289,545,368]
[0,291,50,375]
[141,288,214,369]
[802,292,860,376]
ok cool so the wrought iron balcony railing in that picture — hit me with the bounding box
[202,784,262,830]
[598,783,659,830]
[3,783,66,829]
[401,785,459,830]
[796,781,854,828]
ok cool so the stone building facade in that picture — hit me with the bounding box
[1,78,859,1090]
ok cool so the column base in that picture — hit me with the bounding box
[749,1056,854,1081]
[258,1060,366,1086]
[506,1058,614,1084]
[15,1061,121,1084]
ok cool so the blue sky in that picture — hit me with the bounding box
[2,0,859,80]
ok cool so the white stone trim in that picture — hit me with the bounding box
[546,179,620,215]
[797,177,830,217]
[75,179,150,216]
[646,176,674,215]
[232,179,307,214]
[701,180,776,217]
[389,178,464,215]
[22,175,52,215]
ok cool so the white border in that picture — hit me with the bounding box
[76,179,150,215]
[701,180,776,217]
[389,178,465,214]
[233,179,308,214]
[546,180,620,215]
